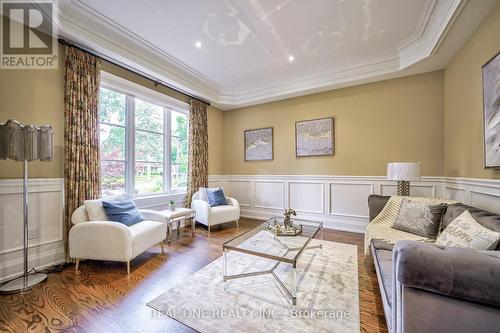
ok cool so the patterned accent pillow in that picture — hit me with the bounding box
[435,210,500,250]
[392,198,447,238]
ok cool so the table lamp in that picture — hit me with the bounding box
[387,162,420,196]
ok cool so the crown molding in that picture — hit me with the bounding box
[58,0,221,102]
[397,0,466,69]
[58,0,484,110]
[216,56,400,109]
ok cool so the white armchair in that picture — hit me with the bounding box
[68,199,168,274]
[191,190,240,233]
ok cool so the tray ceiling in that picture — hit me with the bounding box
[58,0,498,109]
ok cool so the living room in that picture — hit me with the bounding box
[1,0,500,332]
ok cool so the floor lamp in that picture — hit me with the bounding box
[0,119,53,293]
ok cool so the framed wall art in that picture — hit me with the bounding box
[483,51,500,168]
[295,117,334,157]
[244,127,273,161]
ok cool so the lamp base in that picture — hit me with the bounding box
[0,273,47,294]
[397,181,410,196]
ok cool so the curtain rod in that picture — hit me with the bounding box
[58,38,211,106]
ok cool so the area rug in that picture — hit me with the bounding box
[148,231,359,333]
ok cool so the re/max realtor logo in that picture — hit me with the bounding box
[1,0,58,69]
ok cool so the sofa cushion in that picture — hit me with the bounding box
[129,220,166,258]
[371,240,394,329]
[436,210,500,250]
[374,248,393,306]
[392,198,447,238]
[102,198,144,226]
[210,205,239,224]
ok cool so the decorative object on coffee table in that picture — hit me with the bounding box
[283,208,296,228]
[387,162,421,196]
[482,50,500,168]
[168,200,176,211]
[267,216,302,236]
[0,120,53,294]
[244,127,273,161]
[267,209,302,236]
[295,117,334,157]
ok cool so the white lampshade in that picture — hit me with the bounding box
[387,162,421,181]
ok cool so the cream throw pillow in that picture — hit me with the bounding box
[84,199,109,221]
[436,210,500,250]
[84,195,127,221]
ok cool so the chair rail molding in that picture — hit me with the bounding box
[209,174,500,233]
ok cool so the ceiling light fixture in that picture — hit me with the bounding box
[288,55,295,62]
[194,41,202,49]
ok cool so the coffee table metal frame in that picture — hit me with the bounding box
[222,218,323,306]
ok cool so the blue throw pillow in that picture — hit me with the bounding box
[207,188,228,207]
[102,198,144,226]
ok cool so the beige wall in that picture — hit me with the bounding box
[0,44,65,179]
[444,2,500,179]
[223,71,445,176]
[0,49,224,178]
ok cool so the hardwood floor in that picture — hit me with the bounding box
[0,218,388,333]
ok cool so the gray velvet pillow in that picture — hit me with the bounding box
[392,199,447,238]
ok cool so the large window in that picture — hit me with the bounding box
[98,76,188,197]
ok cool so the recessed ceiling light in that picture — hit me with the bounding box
[194,41,202,49]
[288,55,295,62]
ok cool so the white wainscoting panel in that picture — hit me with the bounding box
[0,179,65,282]
[254,181,285,210]
[470,190,500,214]
[289,182,324,214]
[329,182,373,218]
[445,186,467,203]
[444,178,500,214]
[209,175,500,234]
[225,180,252,207]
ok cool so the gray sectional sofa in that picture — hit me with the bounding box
[368,195,500,333]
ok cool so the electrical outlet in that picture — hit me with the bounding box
[28,227,38,240]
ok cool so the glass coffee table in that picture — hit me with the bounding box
[222,217,323,306]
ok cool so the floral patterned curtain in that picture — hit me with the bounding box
[64,46,101,260]
[186,99,208,205]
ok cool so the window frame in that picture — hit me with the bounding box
[99,71,189,198]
